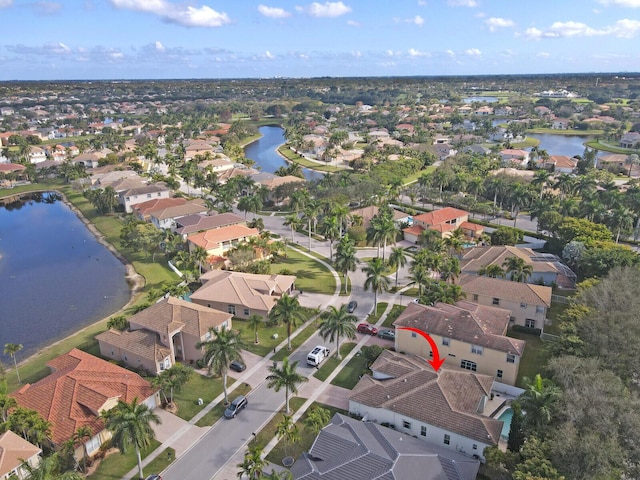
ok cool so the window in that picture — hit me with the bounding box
[421,426,427,437]
[497,369,503,378]
[204,331,212,340]
[147,193,152,198]
[227,305,236,315]
[460,359,477,371]
[411,332,417,338]
[471,344,483,355]
[207,303,211,308]
[520,302,527,308]
[403,420,411,429]
[492,297,500,305]
[444,434,451,445]
[243,308,250,316]
[85,435,101,455]
[473,294,479,301]
[510,316,516,323]
[506,354,516,363]
[442,337,450,346]
[525,319,536,328]
[536,305,545,314]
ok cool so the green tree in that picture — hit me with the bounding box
[151,363,193,406]
[362,257,390,314]
[334,234,358,294]
[247,314,263,344]
[502,257,534,283]
[102,398,161,480]
[275,414,301,459]
[303,406,331,434]
[266,357,308,414]
[269,294,305,351]
[4,343,22,384]
[388,246,408,288]
[22,453,83,480]
[107,315,129,331]
[519,374,560,436]
[283,213,303,243]
[73,425,93,473]
[318,305,357,359]
[236,445,266,480]
[196,326,246,404]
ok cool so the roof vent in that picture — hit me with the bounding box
[386,395,391,399]
[403,378,407,382]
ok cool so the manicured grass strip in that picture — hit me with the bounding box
[235,319,293,357]
[331,351,369,390]
[313,343,356,382]
[278,146,343,172]
[249,397,306,451]
[510,136,541,149]
[173,373,235,421]
[127,448,175,480]
[195,382,252,427]
[270,247,336,295]
[272,318,320,362]
[381,304,406,329]
[586,139,640,155]
[88,439,160,480]
[367,302,388,324]
[508,329,551,388]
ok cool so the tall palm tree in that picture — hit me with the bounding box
[334,235,358,294]
[304,406,331,435]
[4,343,23,384]
[477,263,506,278]
[22,453,83,480]
[197,326,246,404]
[73,425,93,473]
[102,398,161,480]
[409,263,430,297]
[237,445,266,480]
[318,305,357,359]
[303,200,320,252]
[269,294,305,350]
[283,214,302,243]
[518,374,561,436]
[321,214,341,261]
[362,257,390,314]
[191,246,209,275]
[266,357,308,414]
[388,246,408,288]
[247,314,263,344]
[502,257,533,283]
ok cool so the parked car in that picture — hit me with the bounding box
[307,345,330,367]
[224,395,248,419]
[347,300,358,313]
[357,323,378,335]
[145,476,162,480]
[230,360,246,372]
[377,329,395,340]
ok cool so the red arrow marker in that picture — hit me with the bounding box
[397,326,446,372]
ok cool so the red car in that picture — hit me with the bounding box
[357,323,378,335]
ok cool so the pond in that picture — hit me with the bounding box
[244,125,323,181]
[0,192,130,361]
[463,96,499,103]
[527,133,594,158]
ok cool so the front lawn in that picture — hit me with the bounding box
[235,319,292,357]
[381,304,406,328]
[367,302,388,324]
[88,440,160,480]
[172,372,235,421]
[314,343,356,382]
[331,350,370,390]
[270,248,336,295]
[249,397,306,451]
[127,448,175,480]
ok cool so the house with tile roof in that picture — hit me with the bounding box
[348,350,504,462]
[174,212,245,237]
[190,270,296,319]
[96,297,232,374]
[460,246,576,288]
[118,183,171,213]
[11,349,158,456]
[0,431,41,480]
[290,412,480,480]
[186,224,260,261]
[132,197,187,221]
[149,199,209,229]
[539,154,577,174]
[350,205,410,229]
[403,207,483,243]
[394,301,525,385]
[458,274,551,332]
[499,149,529,167]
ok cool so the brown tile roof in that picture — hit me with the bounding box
[0,163,26,173]
[348,351,503,445]
[187,224,259,251]
[132,197,186,219]
[461,245,560,274]
[413,207,469,226]
[393,302,525,355]
[175,213,244,235]
[150,199,208,221]
[460,221,483,232]
[95,328,171,363]
[458,274,551,307]
[0,431,41,478]
[127,297,232,340]
[11,349,156,446]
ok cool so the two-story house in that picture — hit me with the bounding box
[149,199,209,230]
[394,301,525,385]
[402,207,483,243]
[118,183,171,213]
[458,274,551,332]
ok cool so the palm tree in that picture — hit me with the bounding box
[191,245,209,275]
[362,257,390,314]
[247,314,263,344]
[409,263,430,297]
[477,263,506,278]
[608,205,633,243]
[283,214,302,243]
[303,200,320,252]
[22,453,83,480]
[102,398,161,480]
[73,425,92,473]
[321,214,341,261]
[275,414,301,459]
[388,247,408,288]
[237,445,266,480]
[518,374,561,435]
[304,406,331,434]
[266,357,308,414]
[197,326,246,404]
[269,294,305,350]
[0,394,17,422]
[334,235,358,294]
[151,363,193,406]
[4,343,23,384]
[318,305,357,359]
[502,257,533,283]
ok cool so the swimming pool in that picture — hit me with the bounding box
[497,407,513,439]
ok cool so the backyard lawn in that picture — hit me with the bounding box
[508,329,551,388]
[270,247,336,295]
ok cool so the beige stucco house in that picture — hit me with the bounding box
[186,224,260,259]
[348,350,503,462]
[190,270,296,319]
[458,274,552,332]
[0,431,41,480]
[403,207,483,243]
[394,301,525,386]
[96,297,232,374]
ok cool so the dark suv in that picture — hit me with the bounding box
[224,395,248,419]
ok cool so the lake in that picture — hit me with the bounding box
[244,125,323,181]
[527,133,594,158]
[0,193,130,362]
[463,96,499,103]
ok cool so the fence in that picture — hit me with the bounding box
[540,332,560,342]
[551,294,571,304]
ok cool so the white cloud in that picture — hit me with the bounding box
[408,48,431,57]
[110,52,124,59]
[446,0,477,6]
[352,50,361,57]
[109,0,231,27]
[537,52,551,57]
[501,49,515,57]
[465,48,482,56]
[598,0,640,6]
[258,4,291,18]
[446,49,456,57]
[33,1,62,14]
[485,17,514,32]
[346,19,360,26]
[155,41,165,52]
[0,0,13,6]
[418,0,427,5]
[298,1,351,17]
[412,15,425,26]
[264,50,275,59]
[524,19,640,39]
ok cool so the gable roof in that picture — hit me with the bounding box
[191,271,296,312]
[175,212,244,235]
[348,351,503,446]
[95,328,172,363]
[132,197,186,219]
[150,199,208,221]
[291,413,480,480]
[460,246,559,275]
[186,224,259,251]
[11,349,156,446]
[458,274,551,307]
[393,302,525,355]
[0,431,41,478]
[413,207,469,226]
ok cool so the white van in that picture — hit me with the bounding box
[307,345,330,367]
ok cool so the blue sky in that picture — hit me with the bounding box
[1,0,640,80]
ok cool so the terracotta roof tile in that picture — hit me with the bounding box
[413,207,469,226]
